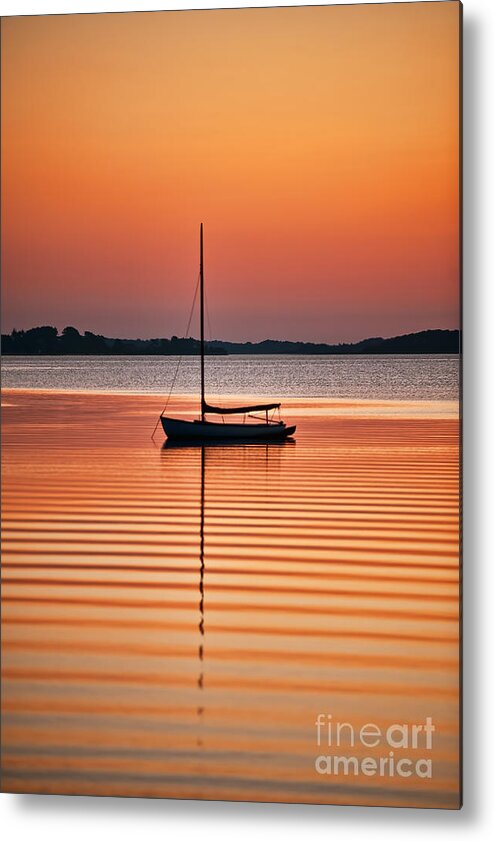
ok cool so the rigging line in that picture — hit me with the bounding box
[151,271,201,440]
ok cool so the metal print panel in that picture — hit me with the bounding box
[0,1,462,809]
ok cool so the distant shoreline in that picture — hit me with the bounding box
[1,328,460,356]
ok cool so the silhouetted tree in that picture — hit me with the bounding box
[60,326,82,353]
[23,326,59,354]
[83,331,107,354]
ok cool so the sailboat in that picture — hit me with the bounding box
[160,224,296,442]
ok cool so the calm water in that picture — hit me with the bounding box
[1,391,460,807]
[1,354,459,401]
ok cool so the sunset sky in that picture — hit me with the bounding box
[1,2,460,343]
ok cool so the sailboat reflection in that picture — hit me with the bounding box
[160,439,295,747]
[197,445,205,744]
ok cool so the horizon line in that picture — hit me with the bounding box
[1,324,460,346]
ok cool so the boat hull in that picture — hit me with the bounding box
[161,416,296,442]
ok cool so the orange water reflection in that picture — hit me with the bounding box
[1,390,460,807]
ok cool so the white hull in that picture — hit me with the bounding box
[161,416,296,442]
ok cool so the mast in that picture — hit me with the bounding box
[200,223,205,421]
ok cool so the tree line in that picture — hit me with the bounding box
[1,325,460,355]
[1,326,226,355]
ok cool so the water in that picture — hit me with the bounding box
[1,391,460,807]
[1,354,459,401]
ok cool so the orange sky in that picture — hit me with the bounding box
[1,2,460,343]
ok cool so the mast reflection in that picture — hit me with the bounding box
[160,439,294,748]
